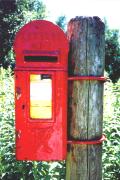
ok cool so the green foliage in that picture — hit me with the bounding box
[1,71,120,179]
[0,67,65,179]
[105,26,120,83]
[103,79,120,179]
[56,15,66,31]
[0,0,17,68]
[0,0,46,69]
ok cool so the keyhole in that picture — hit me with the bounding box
[22,105,25,110]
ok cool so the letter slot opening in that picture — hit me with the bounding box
[24,56,58,62]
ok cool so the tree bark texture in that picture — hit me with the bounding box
[66,17,105,180]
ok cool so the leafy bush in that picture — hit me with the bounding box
[103,79,120,180]
[1,68,120,179]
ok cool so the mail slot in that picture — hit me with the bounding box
[14,20,69,161]
[24,56,58,62]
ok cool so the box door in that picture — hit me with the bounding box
[15,71,67,161]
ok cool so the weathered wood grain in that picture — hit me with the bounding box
[66,16,105,180]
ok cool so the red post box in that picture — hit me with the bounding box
[14,20,69,161]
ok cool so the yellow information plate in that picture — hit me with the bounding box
[30,74,52,119]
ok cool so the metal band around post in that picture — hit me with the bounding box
[67,134,106,145]
[68,76,107,82]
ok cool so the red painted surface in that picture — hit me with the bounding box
[14,20,69,161]
[14,20,68,70]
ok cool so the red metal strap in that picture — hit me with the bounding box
[67,134,106,145]
[68,76,107,82]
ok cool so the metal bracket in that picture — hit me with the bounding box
[68,76,107,82]
[67,134,106,145]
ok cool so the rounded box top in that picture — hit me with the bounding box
[14,20,69,69]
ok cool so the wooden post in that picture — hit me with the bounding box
[66,17,105,180]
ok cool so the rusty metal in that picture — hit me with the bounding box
[67,134,106,145]
[68,76,107,82]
